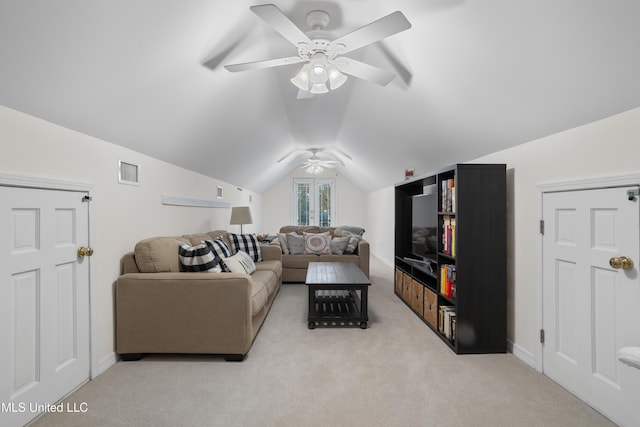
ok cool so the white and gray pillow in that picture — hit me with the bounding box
[278,232,290,255]
[286,232,305,255]
[344,235,361,255]
[221,250,256,274]
[330,236,350,255]
[304,231,332,255]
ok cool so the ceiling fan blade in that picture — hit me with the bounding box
[297,89,315,100]
[225,56,306,72]
[332,58,396,86]
[250,4,313,48]
[329,11,411,55]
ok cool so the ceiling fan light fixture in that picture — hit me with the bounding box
[310,83,329,94]
[312,64,325,75]
[328,66,347,90]
[306,164,324,174]
[291,64,311,91]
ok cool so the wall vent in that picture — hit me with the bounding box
[118,160,140,185]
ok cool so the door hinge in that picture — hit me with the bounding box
[539,220,544,235]
[82,195,92,202]
[540,329,545,344]
[627,188,639,201]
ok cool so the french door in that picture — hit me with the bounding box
[292,178,336,227]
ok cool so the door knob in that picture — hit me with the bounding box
[609,256,633,270]
[77,246,94,258]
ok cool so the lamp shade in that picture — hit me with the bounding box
[230,206,253,233]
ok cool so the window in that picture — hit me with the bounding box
[292,178,336,227]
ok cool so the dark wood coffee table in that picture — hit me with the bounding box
[305,262,371,329]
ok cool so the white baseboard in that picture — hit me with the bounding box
[371,251,394,268]
[508,340,536,369]
[93,352,118,378]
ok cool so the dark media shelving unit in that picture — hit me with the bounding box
[394,164,507,354]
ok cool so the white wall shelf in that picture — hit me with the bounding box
[162,194,231,208]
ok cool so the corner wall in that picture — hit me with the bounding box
[0,105,260,370]
[365,106,640,364]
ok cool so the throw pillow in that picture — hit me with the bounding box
[344,235,361,255]
[333,229,353,238]
[304,232,332,255]
[278,232,290,255]
[227,232,262,262]
[336,225,365,236]
[221,250,256,274]
[178,242,222,272]
[286,232,305,255]
[330,236,350,255]
[204,237,232,260]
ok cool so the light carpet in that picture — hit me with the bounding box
[31,258,614,427]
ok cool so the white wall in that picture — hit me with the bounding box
[262,168,366,235]
[364,106,640,365]
[0,105,261,370]
[365,186,395,266]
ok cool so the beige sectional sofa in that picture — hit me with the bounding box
[271,226,369,283]
[115,230,282,361]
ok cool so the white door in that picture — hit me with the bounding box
[0,186,91,427]
[542,186,640,426]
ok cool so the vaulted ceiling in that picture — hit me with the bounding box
[1,0,639,193]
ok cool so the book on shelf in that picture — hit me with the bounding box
[441,216,456,257]
[438,305,455,334]
[439,264,457,298]
[439,306,456,341]
[450,316,456,345]
[441,178,456,212]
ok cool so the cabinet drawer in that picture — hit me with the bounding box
[423,288,437,327]
[411,279,424,313]
[402,273,412,302]
[395,268,403,295]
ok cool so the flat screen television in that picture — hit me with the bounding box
[410,190,438,262]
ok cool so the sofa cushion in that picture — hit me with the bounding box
[304,232,332,255]
[183,233,213,246]
[134,237,189,273]
[280,225,320,235]
[282,254,319,269]
[178,242,222,272]
[255,260,282,282]
[251,270,278,296]
[318,254,361,264]
[204,238,232,260]
[286,232,305,255]
[221,251,256,274]
[228,233,262,262]
[250,280,269,316]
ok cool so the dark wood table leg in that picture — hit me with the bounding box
[308,285,316,329]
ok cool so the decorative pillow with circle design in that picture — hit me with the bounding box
[303,232,332,255]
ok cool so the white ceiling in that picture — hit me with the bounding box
[1,0,639,193]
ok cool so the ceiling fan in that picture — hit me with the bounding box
[278,147,351,174]
[225,4,411,95]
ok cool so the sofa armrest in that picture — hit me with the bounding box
[115,272,254,356]
[358,240,370,278]
[261,244,282,262]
